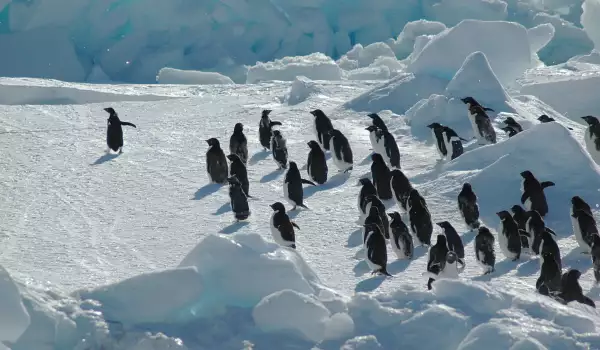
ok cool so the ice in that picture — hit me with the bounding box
[283,76,325,105]
[533,14,593,65]
[246,53,343,83]
[389,20,447,59]
[0,265,30,344]
[156,68,235,85]
[345,66,391,81]
[424,0,509,27]
[582,0,600,50]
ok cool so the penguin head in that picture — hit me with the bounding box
[427,122,442,129]
[446,251,458,264]
[310,109,325,118]
[371,153,384,164]
[367,113,379,120]
[504,117,517,125]
[358,178,373,187]
[510,205,525,215]
[571,196,588,209]
[206,138,220,147]
[461,183,472,192]
[436,234,447,246]
[262,109,272,118]
[270,202,285,212]
[328,129,341,137]
[538,114,553,123]
[436,221,451,230]
[227,175,241,186]
[520,170,534,179]
[289,161,298,170]
[234,123,244,133]
[227,154,241,163]
[387,211,402,223]
[271,130,281,137]
[564,269,582,283]
[460,97,476,106]
[307,140,320,150]
[478,226,491,236]
[496,211,512,220]
[582,115,599,126]
[408,188,420,201]
[103,107,117,116]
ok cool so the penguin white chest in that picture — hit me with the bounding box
[571,209,589,252]
[467,112,480,139]
[364,231,382,270]
[521,180,532,210]
[283,181,294,205]
[585,131,600,165]
[270,213,284,245]
[438,262,460,279]
[497,223,513,259]
[432,129,444,158]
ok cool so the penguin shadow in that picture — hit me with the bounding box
[388,248,427,274]
[353,260,369,277]
[260,169,284,183]
[213,203,231,216]
[358,154,373,166]
[355,275,387,293]
[461,229,477,245]
[325,152,332,160]
[586,284,600,300]
[220,221,250,234]
[515,258,539,276]
[472,259,517,281]
[193,183,222,200]
[305,172,351,198]
[91,152,119,165]
[562,248,592,274]
[346,229,362,248]
[249,150,270,165]
[287,210,302,219]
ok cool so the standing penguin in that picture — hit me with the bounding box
[460,97,495,112]
[390,169,413,212]
[536,250,562,296]
[591,234,600,284]
[500,126,518,138]
[357,178,377,221]
[511,205,530,249]
[328,129,353,173]
[366,125,386,156]
[501,117,523,136]
[426,235,449,290]
[437,251,466,281]
[407,189,433,246]
[582,116,600,164]
[206,138,228,184]
[367,113,388,132]
[571,196,597,253]
[306,140,328,185]
[388,212,414,259]
[457,183,480,230]
[229,123,248,164]
[436,221,465,261]
[310,109,334,151]
[496,211,522,261]
[467,104,497,145]
[364,195,390,239]
[526,210,555,255]
[269,202,299,249]
[428,123,464,161]
[381,130,401,169]
[283,161,316,211]
[367,114,400,168]
[259,110,282,150]
[520,170,555,217]
[371,153,393,200]
[474,226,496,275]
[427,122,447,160]
[364,222,392,276]
[271,130,288,170]
[104,107,136,154]
[227,154,250,197]
[363,205,385,243]
[539,228,562,270]
[559,269,596,308]
[227,176,250,221]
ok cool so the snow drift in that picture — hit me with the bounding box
[0,265,30,344]
[157,68,235,85]
[582,0,600,51]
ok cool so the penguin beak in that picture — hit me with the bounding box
[435,222,443,227]
[495,212,502,217]
[387,213,394,219]
[205,139,210,144]
[269,204,275,209]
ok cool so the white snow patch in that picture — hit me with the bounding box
[246,53,343,83]
[346,66,391,81]
[0,265,30,343]
[157,68,235,85]
[389,20,447,59]
[283,76,324,105]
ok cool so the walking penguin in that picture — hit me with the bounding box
[227,176,250,221]
[104,107,136,154]
[229,123,248,164]
[206,138,228,184]
[259,109,282,150]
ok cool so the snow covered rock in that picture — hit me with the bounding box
[246,53,343,83]
[157,68,235,85]
[284,76,324,105]
[0,265,30,343]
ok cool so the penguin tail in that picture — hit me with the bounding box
[301,179,317,186]
[459,137,469,142]
[299,204,310,210]
[380,268,392,277]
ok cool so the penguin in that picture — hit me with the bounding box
[582,115,600,164]
[367,113,388,132]
[283,161,316,211]
[558,269,596,308]
[364,222,392,276]
[538,228,562,270]
[437,251,466,280]
[460,97,495,112]
[271,130,288,170]
[474,226,496,275]
[467,104,497,145]
[427,122,447,160]
[572,195,593,216]
[104,107,136,154]
[426,234,449,290]
[407,188,433,246]
[227,154,250,197]
[229,123,248,164]
[520,170,555,217]
[428,123,465,161]
[306,140,328,185]
[571,207,599,254]
[388,212,414,259]
[363,205,385,244]
[328,129,353,173]
[357,178,377,220]
[227,176,250,221]
[457,183,480,230]
[269,202,298,249]
[259,109,282,150]
[526,210,547,254]
[496,211,522,261]
[501,117,523,136]
[436,221,465,261]
[500,126,518,138]
[538,115,555,123]
[511,205,530,250]
[381,130,401,169]
[366,125,386,156]
[571,196,594,252]
[591,234,600,284]
[206,138,229,184]
[364,195,390,239]
[310,109,334,151]
[536,250,562,296]
[371,153,393,200]
[390,169,413,212]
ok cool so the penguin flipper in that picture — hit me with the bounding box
[301,179,317,186]
[270,121,282,127]
[483,107,495,112]
[120,121,137,128]
[541,181,555,189]
[292,222,300,230]
[520,192,530,205]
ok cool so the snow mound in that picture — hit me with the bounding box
[389,20,447,59]
[345,66,391,81]
[337,43,396,70]
[532,14,592,65]
[582,0,600,50]
[0,265,30,343]
[246,53,343,83]
[445,51,511,111]
[424,0,508,27]
[157,68,235,85]
[408,20,546,86]
[527,23,557,54]
[284,76,325,105]
[404,95,474,138]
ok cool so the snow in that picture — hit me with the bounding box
[283,76,325,105]
[0,265,30,343]
[582,0,600,50]
[246,53,343,83]
[156,68,235,85]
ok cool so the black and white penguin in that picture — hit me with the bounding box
[571,196,596,253]
[511,205,530,250]
[536,250,562,296]
[306,140,328,185]
[310,109,334,151]
[229,123,248,165]
[367,113,388,132]
[437,251,466,281]
[457,183,480,230]
[366,125,386,156]
[104,107,136,154]
[227,176,250,221]
[328,129,353,173]
[283,161,316,211]
[559,269,595,308]
[390,169,413,212]
[538,115,555,123]
[206,138,229,184]
[460,97,495,112]
[427,123,464,161]
[591,234,600,284]
[364,195,390,239]
[427,122,447,160]
[426,234,449,290]
[407,188,433,246]
[520,170,555,217]
[474,226,496,274]
[381,130,401,169]
[357,178,377,221]
[467,104,497,145]
[363,205,385,243]
[526,210,557,255]
[364,222,392,276]
[496,211,522,261]
[271,130,288,170]
[227,154,250,197]
[501,117,523,136]
[538,228,562,270]
[371,153,393,200]
[259,109,282,150]
[436,221,465,261]
[270,202,299,249]
[388,212,414,259]
[582,115,600,164]
[500,126,518,138]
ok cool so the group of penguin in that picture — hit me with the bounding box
[102,95,600,309]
